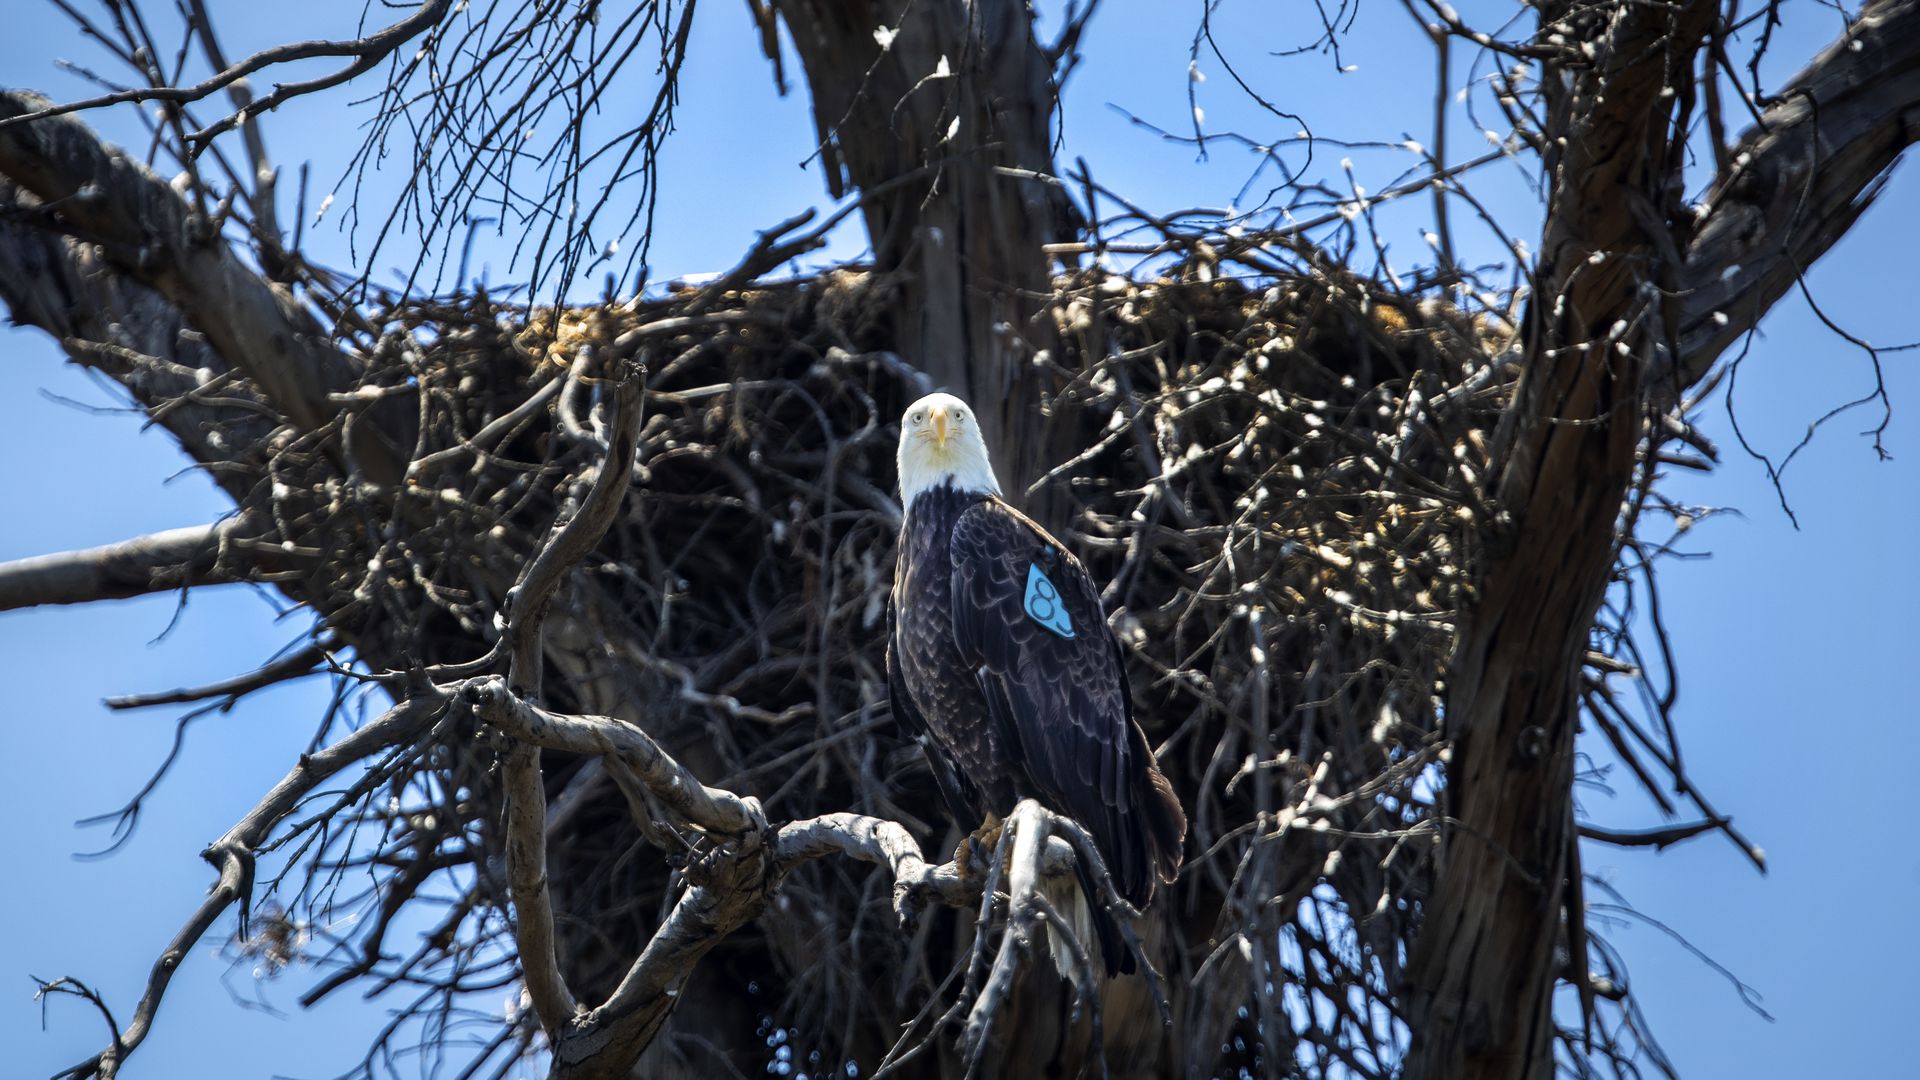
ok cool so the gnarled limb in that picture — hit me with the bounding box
[776,811,1010,915]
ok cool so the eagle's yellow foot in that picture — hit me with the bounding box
[954,812,1005,879]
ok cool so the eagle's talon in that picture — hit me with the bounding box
[954,813,1004,879]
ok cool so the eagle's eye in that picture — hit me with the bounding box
[910,411,924,426]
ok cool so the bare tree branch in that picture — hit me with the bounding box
[1673,0,1920,388]
[0,520,253,611]
[104,642,328,710]
[53,690,448,1080]
[182,0,283,254]
[1,2,452,145]
[0,91,404,481]
[502,362,645,689]
[1579,819,1728,852]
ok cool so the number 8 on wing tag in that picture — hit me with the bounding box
[1024,563,1075,638]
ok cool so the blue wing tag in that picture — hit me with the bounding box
[1024,562,1075,638]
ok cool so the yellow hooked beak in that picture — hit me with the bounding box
[930,404,950,447]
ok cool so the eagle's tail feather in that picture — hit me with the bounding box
[1042,860,1133,979]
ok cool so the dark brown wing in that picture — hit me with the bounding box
[887,594,983,825]
[948,498,1184,905]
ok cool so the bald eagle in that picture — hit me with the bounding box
[886,392,1187,976]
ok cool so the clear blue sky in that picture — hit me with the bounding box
[2,3,1914,1077]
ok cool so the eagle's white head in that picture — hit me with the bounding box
[896,392,1001,506]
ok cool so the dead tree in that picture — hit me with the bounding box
[2,2,1915,1078]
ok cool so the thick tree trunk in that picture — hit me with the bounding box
[767,0,1079,508]
[1405,4,1704,1068]
[1402,5,1715,1077]
[1405,2,1920,1072]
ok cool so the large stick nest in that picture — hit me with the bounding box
[159,252,1551,1076]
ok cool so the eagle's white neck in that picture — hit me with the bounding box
[896,392,1002,508]
[899,453,1002,507]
